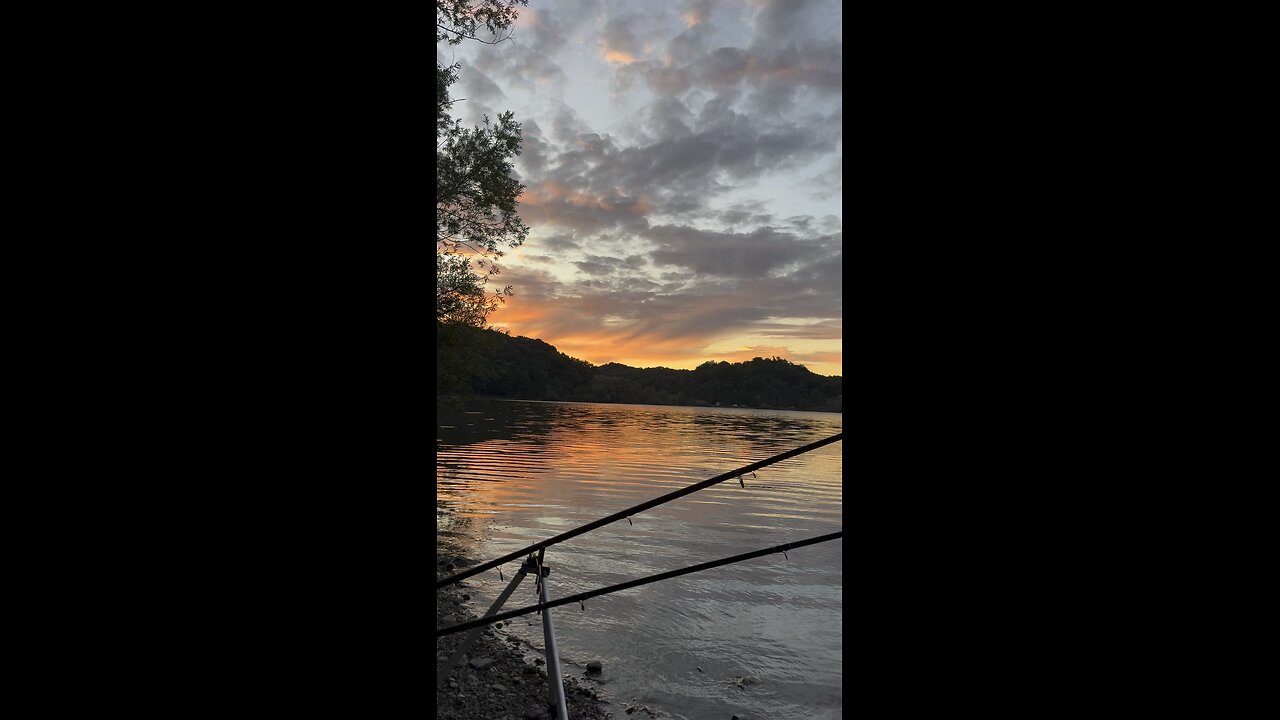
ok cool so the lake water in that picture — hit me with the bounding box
[437,399,843,720]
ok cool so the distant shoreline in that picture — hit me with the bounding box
[438,394,843,415]
[438,325,842,412]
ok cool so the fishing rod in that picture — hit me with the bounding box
[437,432,843,589]
[436,530,842,637]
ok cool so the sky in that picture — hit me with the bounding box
[441,0,842,377]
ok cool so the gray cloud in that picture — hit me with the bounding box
[525,119,834,223]
[517,119,552,178]
[682,0,717,27]
[576,253,624,272]
[599,16,645,59]
[574,259,616,276]
[448,0,841,369]
[494,262,840,370]
[571,253,649,276]
[748,0,840,49]
[717,201,773,229]
[541,234,581,251]
[486,1,842,225]
[459,65,506,105]
[455,65,508,125]
[753,321,844,340]
[645,225,837,282]
[806,156,842,200]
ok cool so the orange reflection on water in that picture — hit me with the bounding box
[437,403,843,537]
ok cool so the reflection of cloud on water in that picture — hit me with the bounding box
[437,399,841,547]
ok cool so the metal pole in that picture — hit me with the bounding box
[538,564,570,720]
[436,563,530,689]
[437,531,843,637]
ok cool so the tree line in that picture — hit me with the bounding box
[437,324,842,412]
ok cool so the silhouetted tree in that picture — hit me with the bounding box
[437,326,842,411]
[436,0,530,327]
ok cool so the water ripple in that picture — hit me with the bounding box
[438,399,842,720]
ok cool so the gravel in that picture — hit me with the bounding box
[437,573,613,720]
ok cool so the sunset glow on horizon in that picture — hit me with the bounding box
[445,0,842,378]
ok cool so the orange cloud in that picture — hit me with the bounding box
[707,345,797,363]
[520,181,598,208]
[514,8,538,27]
[519,181,654,219]
[603,49,636,65]
[794,351,843,365]
[490,295,842,377]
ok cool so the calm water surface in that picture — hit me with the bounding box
[437,399,842,720]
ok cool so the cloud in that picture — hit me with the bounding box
[569,253,649,277]
[478,9,841,224]
[518,180,655,234]
[645,224,834,279]
[806,156,842,200]
[468,3,578,88]
[454,65,508,124]
[573,255,618,276]
[491,275,841,373]
[524,119,834,223]
[792,350,842,365]
[716,201,774,229]
[752,321,843,340]
[491,223,841,371]
[598,16,644,64]
[707,345,798,361]
[748,0,841,49]
[443,0,842,375]
[541,234,582,251]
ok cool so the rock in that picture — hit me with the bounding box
[470,657,494,670]
[453,556,477,567]
[462,594,471,601]
[513,678,523,686]
[495,621,503,628]
[697,666,703,672]
[448,679,458,689]
[491,683,508,692]
[522,707,548,720]
[586,661,603,675]
[534,657,545,666]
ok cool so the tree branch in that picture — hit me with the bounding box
[436,23,515,45]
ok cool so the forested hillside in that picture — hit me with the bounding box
[437,324,842,412]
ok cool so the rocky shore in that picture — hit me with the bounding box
[436,568,614,720]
